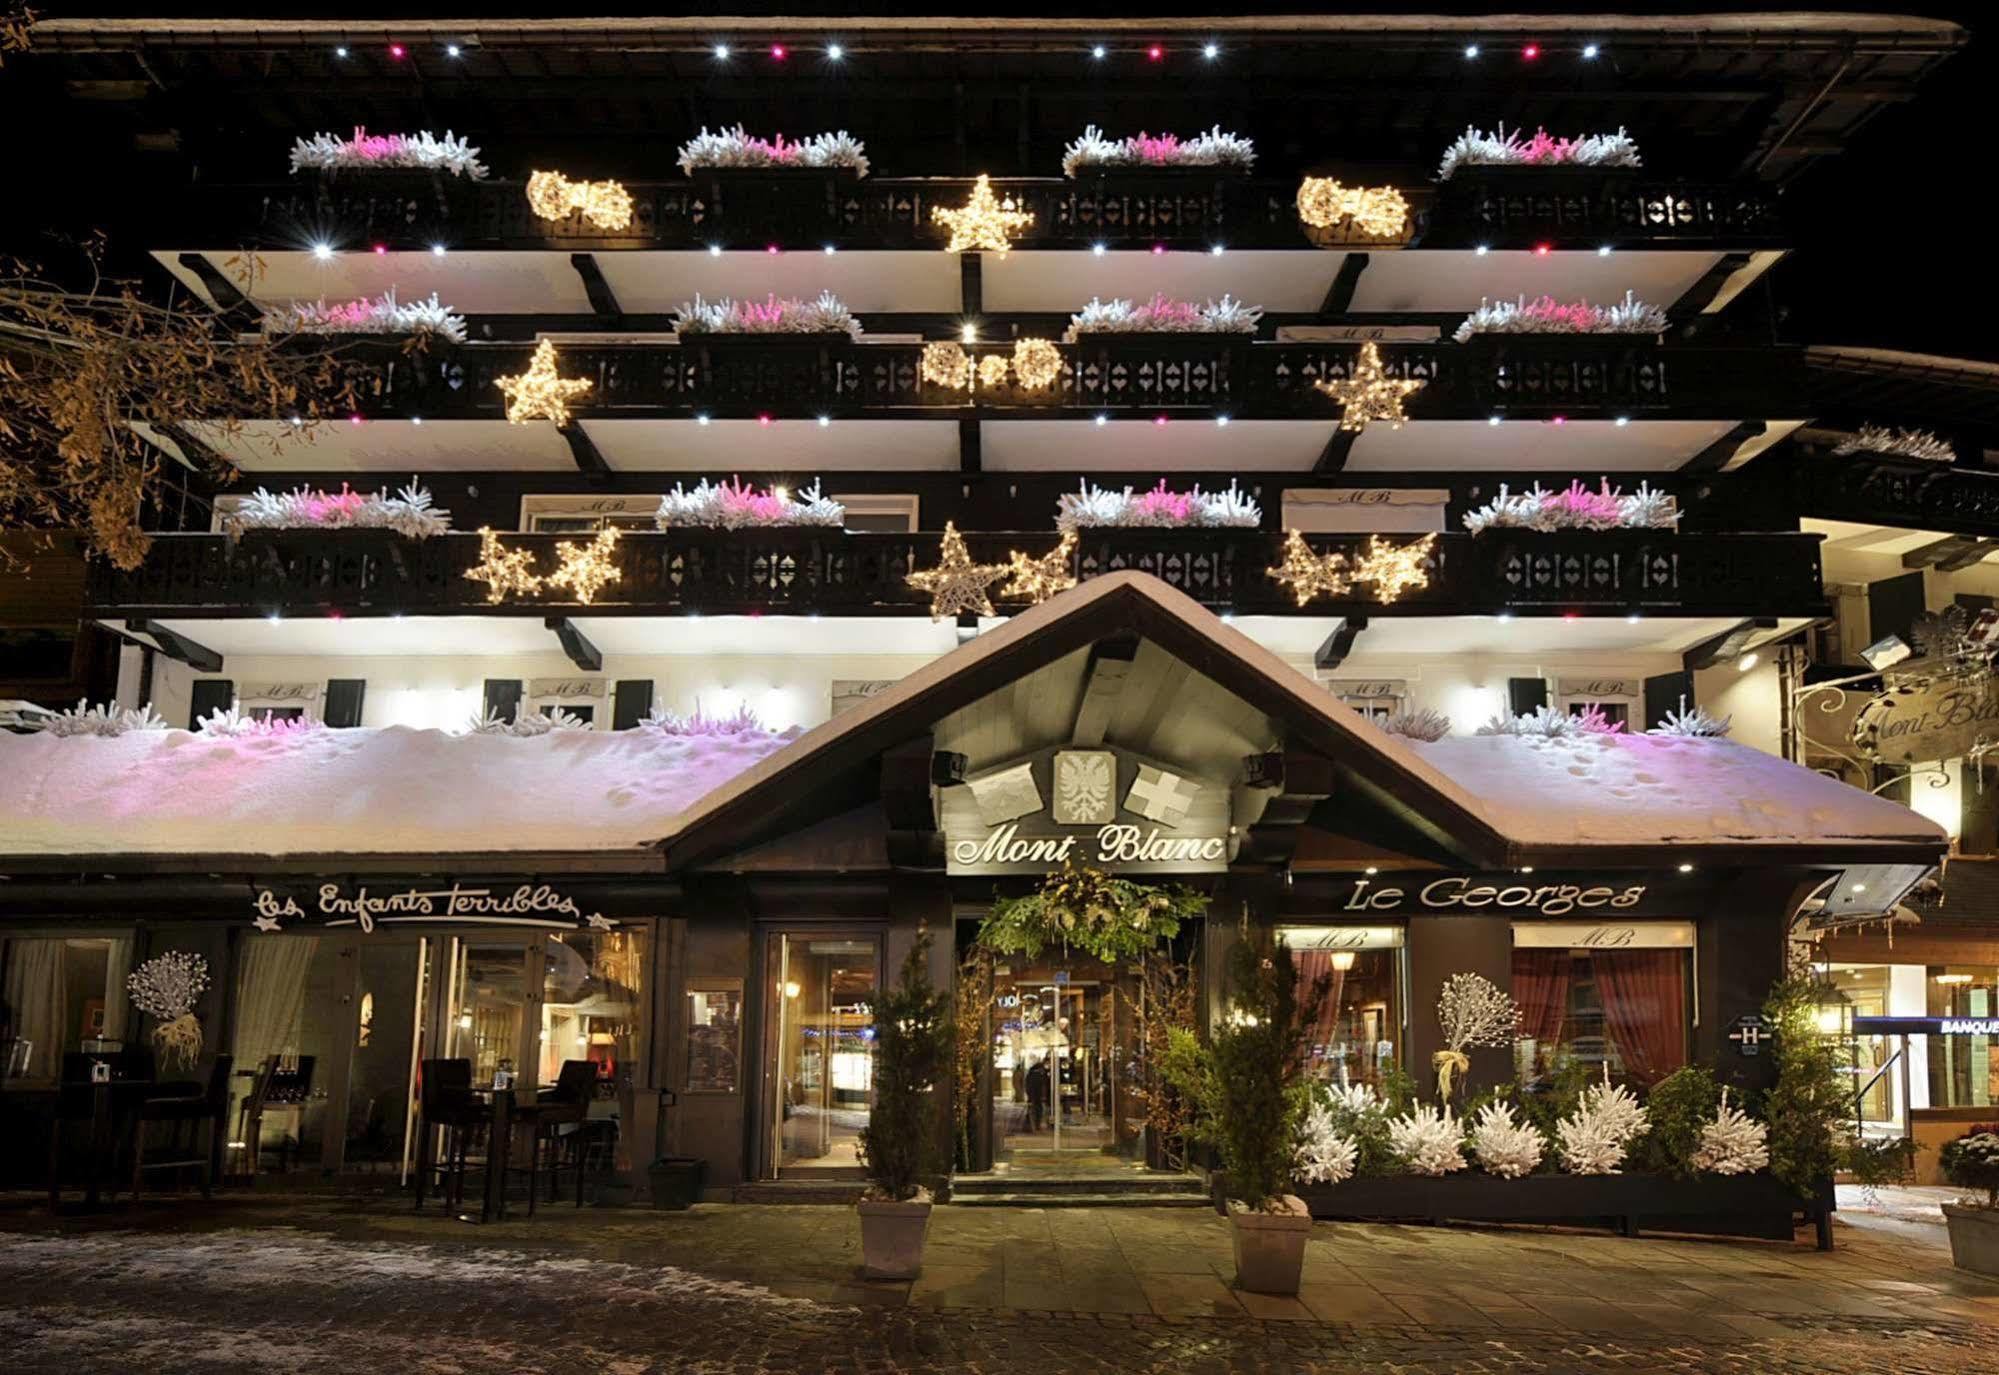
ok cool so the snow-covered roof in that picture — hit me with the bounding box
[0,724,796,860]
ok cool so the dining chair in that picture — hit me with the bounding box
[129,1054,233,1198]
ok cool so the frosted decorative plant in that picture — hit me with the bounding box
[1293,1099,1360,1186]
[1477,704,1625,739]
[1060,123,1256,177]
[1469,1101,1545,1178]
[468,706,590,737]
[1063,293,1262,341]
[1692,1088,1770,1175]
[1556,1068,1650,1175]
[224,477,452,539]
[1650,697,1733,738]
[1462,480,1678,535]
[1433,972,1520,1098]
[127,952,210,1069]
[640,703,770,736]
[1373,708,1451,742]
[1387,1105,1467,1176]
[197,706,324,738]
[289,127,489,179]
[655,477,845,530]
[1437,123,1641,180]
[675,125,870,177]
[1054,479,1262,531]
[263,289,467,343]
[39,700,169,738]
[1832,425,1957,464]
[1454,291,1667,342]
[671,292,863,340]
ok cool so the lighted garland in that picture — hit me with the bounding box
[1315,341,1424,432]
[999,529,1078,605]
[496,339,592,426]
[1267,530,1437,606]
[1296,179,1410,238]
[978,858,1209,963]
[920,338,1064,393]
[526,170,635,231]
[465,527,544,603]
[934,175,1035,254]
[546,527,622,605]
[907,521,1009,618]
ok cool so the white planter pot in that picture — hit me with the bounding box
[857,1198,933,1279]
[1230,1194,1313,1295]
[1943,1202,1999,1278]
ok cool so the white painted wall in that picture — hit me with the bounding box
[1693,652,1784,758]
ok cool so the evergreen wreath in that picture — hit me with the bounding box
[978,858,1208,963]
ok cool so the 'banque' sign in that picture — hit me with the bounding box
[1852,675,1999,764]
[252,882,616,934]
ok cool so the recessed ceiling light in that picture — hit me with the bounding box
[446,44,461,58]
[713,44,730,60]
[1203,44,1220,60]
[1091,45,1106,60]
[1583,44,1600,59]
[827,44,844,61]
[1464,44,1480,58]
[334,46,349,58]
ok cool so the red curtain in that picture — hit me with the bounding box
[1291,951,1346,1053]
[1510,949,1573,1046]
[1592,950,1687,1086]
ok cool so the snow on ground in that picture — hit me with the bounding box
[0,724,797,856]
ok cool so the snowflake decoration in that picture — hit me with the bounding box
[907,522,1009,619]
[1315,342,1424,432]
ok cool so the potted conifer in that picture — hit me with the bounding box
[855,930,953,1279]
[1941,1126,1999,1277]
[1213,928,1322,1295]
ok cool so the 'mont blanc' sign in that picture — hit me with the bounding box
[952,822,1228,870]
[1852,675,1999,764]
[252,882,616,934]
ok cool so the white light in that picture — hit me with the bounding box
[431,242,447,257]
[1364,866,1378,876]
[696,413,711,425]
[817,414,831,427]
[289,415,303,427]
[1737,652,1760,673]
[960,324,978,343]
[446,44,461,58]
[1496,612,1514,623]
[714,44,730,60]
[827,44,844,61]
[1678,863,1694,873]
[1474,244,1489,256]
[1614,416,1630,427]
[1598,245,1612,257]
[1464,44,1480,58]
[1092,242,1107,256]
[410,416,423,426]
[1215,414,1230,427]
[1095,414,1108,426]
[335,46,349,58]
[1091,45,1106,59]
[1851,883,1867,894]
[1583,44,1600,59]
[1204,43,1219,59]
[311,242,334,260]
[708,243,723,257]
[1210,244,1225,256]
[1626,612,1640,624]
[823,244,837,255]
[267,612,282,624]
[1488,415,1502,426]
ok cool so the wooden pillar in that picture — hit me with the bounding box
[1408,915,1515,1099]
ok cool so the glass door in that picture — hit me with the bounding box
[768,934,879,1175]
[444,939,540,1090]
[993,960,1116,1162]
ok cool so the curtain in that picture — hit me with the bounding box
[1593,950,1688,1087]
[231,937,320,1121]
[1291,951,1347,1057]
[1511,949,1574,1046]
[3,939,66,1082]
[101,936,134,1043]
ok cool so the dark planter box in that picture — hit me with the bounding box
[648,1156,707,1210]
[1289,1170,1833,1246]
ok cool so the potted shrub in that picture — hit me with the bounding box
[855,930,953,1279]
[1211,929,1322,1295]
[1940,1126,1999,1277]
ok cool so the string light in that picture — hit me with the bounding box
[907,522,1009,619]
[464,528,544,604]
[1000,529,1078,605]
[1011,337,1062,389]
[496,339,592,426]
[525,170,635,231]
[1314,341,1425,432]
[933,174,1035,254]
[1295,179,1410,237]
[920,341,973,390]
[977,353,1011,389]
[547,527,623,606]
[1267,531,1437,607]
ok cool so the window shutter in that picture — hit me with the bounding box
[187,679,234,729]
[483,679,524,724]
[1867,571,1924,648]
[1506,677,1549,716]
[1643,672,1693,732]
[323,679,367,728]
[613,679,655,731]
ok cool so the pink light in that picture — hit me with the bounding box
[1151,243,1166,255]
[1154,415,1168,426]
[1562,611,1579,622]
[348,414,364,425]
[389,44,406,60]
[1147,44,1164,61]
[771,44,786,60]
[1534,243,1551,256]
[766,244,780,255]
[758,414,773,427]
[1551,415,1567,425]
[1522,44,1540,60]
[328,610,344,622]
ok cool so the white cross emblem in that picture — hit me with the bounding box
[1126,767,1199,827]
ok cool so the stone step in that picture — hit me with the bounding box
[951,1172,1204,1195]
[732,1181,867,1205]
[949,1190,1212,1209]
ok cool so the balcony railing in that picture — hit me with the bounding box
[1787,449,1999,538]
[91,529,1827,620]
[195,169,1785,253]
[300,337,1804,422]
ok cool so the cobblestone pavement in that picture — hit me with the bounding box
[1,1195,1995,1373]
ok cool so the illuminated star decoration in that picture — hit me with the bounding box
[1000,529,1078,605]
[586,913,618,931]
[525,169,635,231]
[1267,530,1437,607]
[933,174,1035,254]
[547,527,622,605]
[465,527,545,604]
[252,914,283,933]
[1314,341,1425,433]
[496,339,593,426]
[1295,179,1410,238]
[908,521,1010,619]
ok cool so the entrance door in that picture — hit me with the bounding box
[443,938,541,1090]
[993,959,1121,1162]
[767,934,880,1175]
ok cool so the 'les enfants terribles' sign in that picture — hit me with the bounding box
[1338,875,1649,917]
[252,882,615,933]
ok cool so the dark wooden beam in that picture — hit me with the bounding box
[1314,616,1369,672]
[1314,426,1361,474]
[1678,420,1768,473]
[1939,539,1999,572]
[1240,749,1339,867]
[1903,535,1986,570]
[1668,251,1754,322]
[544,616,602,672]
[958,415,982,474]
[1320,252,1370,315]
[558,422,612,483]
[124,618,222,674]
[1684,616,1777,672]
[175,252,251,315]
[960,253,982,316]
[931,750,969,786]
[568,252,624,327]
[1070,635,1139,745]
[882,735,943,868]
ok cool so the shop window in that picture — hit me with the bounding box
[1512,922,1693,1090]
[686,980,743,1093]
[1277,926,1404,1092]
[1,935,135,1084]
[229,936,344,1173]
[1926,964,1998,1109]
[540,928,649,1175]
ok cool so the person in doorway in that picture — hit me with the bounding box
[1025,1054,1051,1133]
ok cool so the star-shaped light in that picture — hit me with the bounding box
[253,914,284,933]
[547,527,622,605]
[908,521,1009,619]
[464,527,545,604]
[933,174,1035,254]
[496,339,592,426]
[586,913,617,931]
[1267,529,1436,607]
[1315,341,1424,433]
[1000,529,1078,605]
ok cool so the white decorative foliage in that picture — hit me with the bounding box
[1374,708,1452,742]
[1555,1069,1650,1175]
[1388,1105,1467,1176]
[469,706,590,737]
[675,125,870,177]
[1469,1101,1545,1178]
[1454,291,1668,342]
[198,706,325,738]
[1436,972,1521,1051]
[1063,294,1262,341]
[1437,123,1641,180]
[40,700,170,738]
[654,477,845,530]
[289,127,488,179]
[1054,479,1262,531]
[127,950,211,1069]
[1476,704,1625,738]
[1692,1088,1769,1175]
[1832,425,1957,464]
[1060,124,1256,177]
[225,477,452,539]
[263,289,467,343]
[671,291,863,339]
[1649,696,1733,738]
[1293,1099,1360,1185]
[640,703,769,737]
